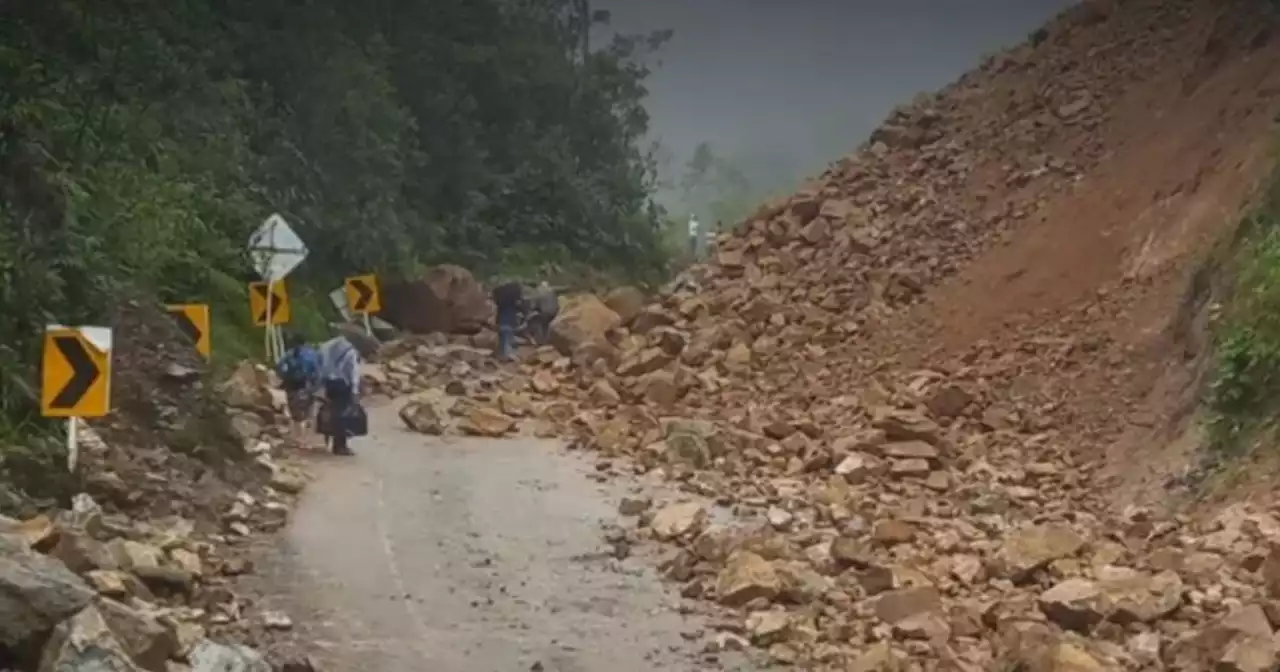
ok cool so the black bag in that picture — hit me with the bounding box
[316,401,367,438]
[342,402,369,438]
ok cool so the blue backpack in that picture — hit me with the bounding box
[277,346,319,389]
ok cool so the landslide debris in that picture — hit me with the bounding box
[371,1,1280,669]
[0,296,316,671]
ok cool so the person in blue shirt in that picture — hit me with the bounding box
[276,331,322,447]
[491,281,525,361]
[317,327,363,456]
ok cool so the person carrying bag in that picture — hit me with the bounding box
[316,326,366,456]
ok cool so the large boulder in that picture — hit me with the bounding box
[1169,604,1279,671]
[217,362,273,411]
[334,322,381,359]
[381,265,489,335]
[603,286,646,325]
[715,551,782,607]
[38,605,142,672]
[549,294,621,356]
[995,523,1086,582]
[96,598,178,672]
[0,533,95,647]
[399,400,445,435]
[188,640,272,672]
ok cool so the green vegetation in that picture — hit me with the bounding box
[0,0,674,451]
[1205,153,1280,454]
[679,142,758,227]
[653,140,792,264]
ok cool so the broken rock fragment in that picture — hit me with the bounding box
[0,534,94,647]
[39,605,142,672]
[997,523,1086,582]
[458,406,516,437]
[399,399,445,435]
[649,502,708,541]
[716,550,782,607]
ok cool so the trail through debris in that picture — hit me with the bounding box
[241,399,760,671]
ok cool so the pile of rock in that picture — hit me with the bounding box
[360,1,1280,668]
[0,483,307,671]
[378,339,550,440]
[507,287,1280,668]
[565,389,1280,670]
[0,357,314,672]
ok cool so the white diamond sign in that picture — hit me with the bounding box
[247,213,308,281]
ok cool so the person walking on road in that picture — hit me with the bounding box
[318,327,364,456]
[528,281,559,345]
[492,280,524,361]
[276,331,322,447]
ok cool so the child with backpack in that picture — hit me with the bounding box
[276,331,321,446]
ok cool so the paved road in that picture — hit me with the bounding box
[248,399,746,672]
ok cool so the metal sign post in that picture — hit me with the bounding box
[247,214,307,363]
[42,325,113,472]
[67,416,78,472]
[264,278,275,362]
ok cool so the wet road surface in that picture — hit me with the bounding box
[247,399,752,672]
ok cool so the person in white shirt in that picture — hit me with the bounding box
[317,327,363,455]
[687,214,700,259]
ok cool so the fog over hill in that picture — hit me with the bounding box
[594,0,1076,219]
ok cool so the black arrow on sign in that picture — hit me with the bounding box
[351,279,374,311]
[52,335,99,409]
[253,284,284,323]
[169,308,201,344]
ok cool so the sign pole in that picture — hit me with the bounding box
[363,312,373,337]
[264,279,275,362]
[66,417,78,472]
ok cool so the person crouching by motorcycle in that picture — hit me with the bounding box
[317,327,363,456]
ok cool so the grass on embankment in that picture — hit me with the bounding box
[1205,148,1280,456]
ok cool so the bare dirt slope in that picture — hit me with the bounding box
[868,1,1280,508]
[680,0,1280,509]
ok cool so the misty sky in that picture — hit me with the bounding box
[595,0,1076,199]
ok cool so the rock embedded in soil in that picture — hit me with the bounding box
[457,406,516,438]
[0,533,95,647]
[96,597,179,671]
[997,523,1087,582]
[39,605,143,672]
[399,399,445,435]
[649,502,707,541]
[715,551,782,607]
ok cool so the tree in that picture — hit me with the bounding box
[679,141,754,228]
[0,0,675,441]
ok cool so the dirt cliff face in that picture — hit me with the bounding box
[497,0,1280,668]
[672,0,1280,507]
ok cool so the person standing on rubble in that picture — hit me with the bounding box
[491,280,524,361]
[528,281,559,345]
[687,214,701,260]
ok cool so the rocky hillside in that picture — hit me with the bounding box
[0,297,315,671]
[376,0,1280,669]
